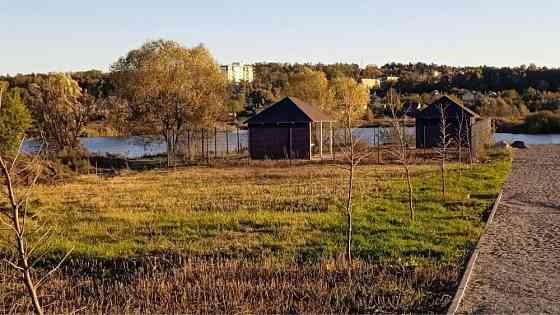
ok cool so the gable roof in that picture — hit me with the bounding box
[416,95,480,119]
[245,96,334,124]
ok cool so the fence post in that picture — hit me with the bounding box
[330,121,334,160]
[377,127,380,164]
[319,121,323,160]
[206,129,210,163]
[226,129,229,155]
[214,127,217,159]
[187,129,191,161]
[200,128,205,160]
[237,127,240,153]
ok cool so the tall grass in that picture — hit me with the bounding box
[1,256,458,314]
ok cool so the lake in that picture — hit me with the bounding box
[494,133,560,145]
[23,128,560,158]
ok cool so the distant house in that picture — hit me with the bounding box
[245,97,334,160]
[415,95,493,157]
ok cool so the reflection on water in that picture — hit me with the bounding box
[22,128,560,158]
[494,133,560,145]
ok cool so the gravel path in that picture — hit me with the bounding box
[458,145,560,314]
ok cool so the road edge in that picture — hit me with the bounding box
[446,189,503,315]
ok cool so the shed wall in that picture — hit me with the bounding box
[249,123,311,159]
[471,118,493,158]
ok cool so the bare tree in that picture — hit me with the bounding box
[0,140,73,314]
[386,89,415,221]
[455,108,469,177]
[436,104,452,201]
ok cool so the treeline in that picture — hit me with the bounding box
[251,62,560,94]
[4,62,560,113]
[0,40,371,169]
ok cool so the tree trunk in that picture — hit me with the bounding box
[346,163,354,264]
[1,160,44,315]
[404,164,414,220]
[166,133,172,168]
[441,156,446,201]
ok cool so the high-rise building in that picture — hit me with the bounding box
[221,62,254,83]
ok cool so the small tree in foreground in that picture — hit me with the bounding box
[386,88,415,221]
[330,77,370,264]
[0,140,73,314]
[437,104,452,201]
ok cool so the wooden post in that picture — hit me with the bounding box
[200,128,204,160]
[226,129,229,155]
[377,127,381,164]
[186,129,191,161]
[206,129,210,162]
[214,127,217,159]
[236,127,240,153]
[319,122,323,160]
[330,121,334,160]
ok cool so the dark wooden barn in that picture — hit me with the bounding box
[416,95,492,154]
[245,97,334,160]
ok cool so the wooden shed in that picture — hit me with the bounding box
[245,97,334,160]
[416,95,492,152]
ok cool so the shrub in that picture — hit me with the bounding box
[0,88,31,154]
[522,110,560,133]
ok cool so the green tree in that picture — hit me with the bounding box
[284,68,334,112]
[28,73,91,151]
[111,39,226,166]
[224,91,246,119]
[329,77,369,124]
[0,86,31,154]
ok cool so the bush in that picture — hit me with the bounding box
[522,110,560,134]
[54,148,92,174]
[0,87,31,154]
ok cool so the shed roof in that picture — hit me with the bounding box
[416,95,480,119]
[245,96,334,124]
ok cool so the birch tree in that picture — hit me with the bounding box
[330,77,370,264]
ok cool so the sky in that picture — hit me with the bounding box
[1,0,559,74]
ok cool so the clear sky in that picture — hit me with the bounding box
[1,0,558,74]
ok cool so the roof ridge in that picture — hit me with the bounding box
[245,96,333,124]
[431,95,480,118]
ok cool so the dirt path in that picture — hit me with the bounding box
[458,145,560,314]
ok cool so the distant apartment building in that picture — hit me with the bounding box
[221,62,254,83]
[360,78,381,90]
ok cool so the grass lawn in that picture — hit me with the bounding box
[1,154,511,313]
